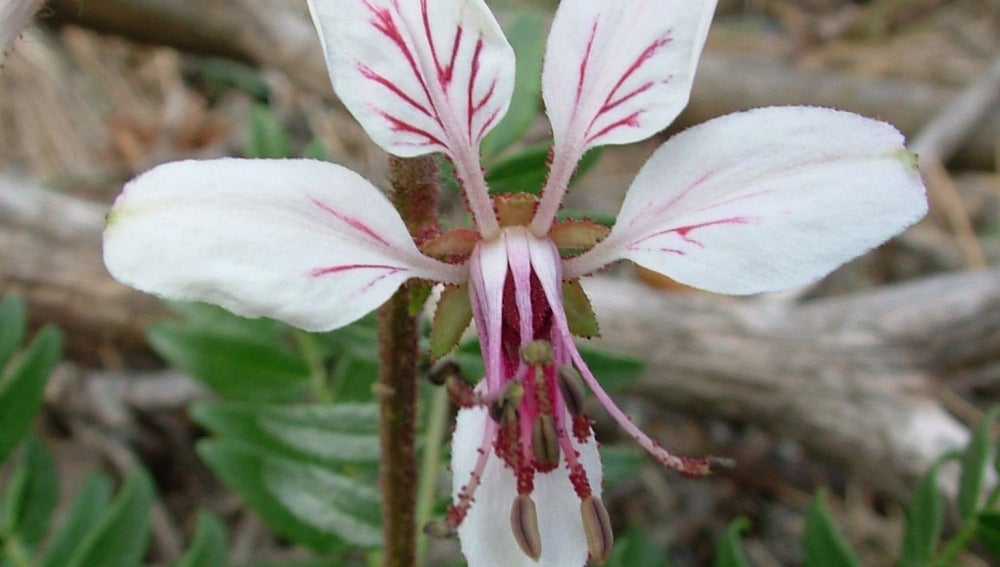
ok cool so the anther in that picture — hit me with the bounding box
[580,495,613,564]
[427,359,462,386]
[519,340,554,366]
[488,380,524,423]
[510,494,542,560]
[422,520,456,539]
[556,364,586,416]
[531,414,560,469]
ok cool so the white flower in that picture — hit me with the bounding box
[103,1,927,565]
[0,0,43,65]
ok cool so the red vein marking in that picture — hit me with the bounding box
[376,109,447,147]
[358,63,432,118]
[309,263,404,278]
[309,197,393,248]
[575,19,600,106]
[630,217,752,250]
[584,111,641,146]
[630,171,715,228]
[421,0,462,88]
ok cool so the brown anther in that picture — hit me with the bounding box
[422,520,456,539]
[519,340,554,366]
[580,495,613,564]
[531,414,561,469]
[488,380,524,423]
[427,359,462,386]
[510,494,542,560]
[556,364,586,416]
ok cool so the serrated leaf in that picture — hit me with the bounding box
[149,322,310,402]
[605,526,667,567]
[430,284,473,360]
[0,295,27,371]
[4,435,57,547]
[977,512,1000,557]
[480,10,546,158]
[40,473,114,567]
[578,345,644,393]
[899,464,942,566]
[0,325,61,463]
[192,401,380,464]
[714,517,751,567]
[562,279,599,338]
[174,511,228,567]
[959,407,1000,520]
[197,440,373,552]
[803,491,861,567]
[245,105,293,158]
[65,469,153,567]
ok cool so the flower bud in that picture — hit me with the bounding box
[510,494,542,560]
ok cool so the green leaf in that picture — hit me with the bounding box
[606,526,667,567]
[40,474,114,567]
[3,435,57,547]
[245,105,293,158]
[959,407,1000,520]
[192,401,380,464]
[486,144,549,194]
[714,517,751,567]
[149,322,310,402]
[0,295,27,371]
[66,469,153,567]
[977,512,1000,557]
[479,10,546,158]
[899,464,942,566]
[0,325,61,463]
[600,445,645,488]
[578,344,645,393]
[197,440,379,551]
[174,511,228,567]
[303,138,330,161]
[803,491,861,567]
[165,302,286,343]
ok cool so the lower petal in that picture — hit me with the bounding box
[452,401,602,567]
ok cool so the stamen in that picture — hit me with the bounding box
[488,380,524,423]
[446,420,497,528]
[556,364,586,416]
[531,414,560,469]
[422,520,456,539]
[519,339,554,365]
[510,494,542,560]
[580,495,613,564]
[427,359,462,386]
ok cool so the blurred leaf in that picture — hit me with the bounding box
[165,302,286,343]
[303,138,330,161]
[480,10,546,158]
[486,144,549,194]
[40,474,114,567]
[557,208,617,228]
[959,407,1000,520]
[899,463,942,566]
[0,295,27,371]
[174,511,228,567]
[3,435,57,547]
[714,517,751,567]
[578,345,644,393]
[149,322,310,403]
[977,512,1000,557]
[803,491,860,567]
[198,57,269,100]
[600,445,644,488]
[246,105,294,158]
[197,440,378,551]
[606,526,667,567]
[192,401,380,464]
[66,469,153,567]
[0,325,61,463]
[320,316,381,402]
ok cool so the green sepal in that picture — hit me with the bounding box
[562,280,599,338]
[430,283,472,360]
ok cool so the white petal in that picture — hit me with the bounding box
[469,233,510,391]
[452,402,602,567]
[104,159,463,331]
[542,0,715,152]
[532,0,716,234]
[566,107,928,293]
[307,0,512,236]
[0,0,42,64]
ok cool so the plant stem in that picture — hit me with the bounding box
[933,484,1000,566]
[377,155,441,567]
[415,386,451,566]
[294,330,332,403]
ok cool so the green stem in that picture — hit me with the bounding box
[294,330,332,403]
[415,386,451,566]
[933,484,1000,566]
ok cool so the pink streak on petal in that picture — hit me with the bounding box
[309,197,394,248]
[358,63,433,118]
[630,216,753,250]
[574,19,599,107]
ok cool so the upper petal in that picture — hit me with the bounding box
[104,159,464,331]
[531,0,716,234]
[0,0,42,65]
[451,402,602,567]
[564,106,928,293]
[307,0,513,236]
[542,0,716,152]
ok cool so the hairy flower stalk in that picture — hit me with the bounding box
[103,1,928,565]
